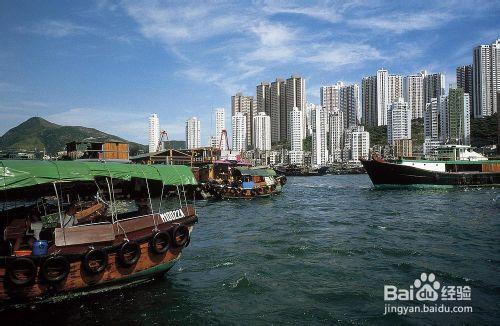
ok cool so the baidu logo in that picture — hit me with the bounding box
[414,272,440,301]
[384,272,470,302]
[383,272,473,315]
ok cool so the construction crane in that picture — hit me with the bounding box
[156,130,168,152]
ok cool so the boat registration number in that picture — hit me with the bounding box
[160,209,185,222]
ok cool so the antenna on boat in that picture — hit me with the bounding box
[52,182,66,246]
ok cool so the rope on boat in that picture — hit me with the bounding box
[176,185,183,208]
[105,174,128,242]
[171,167,190,208]
[181,182,188,208]
[155,184,164,232]
[141,168,159,233]
[0,161,6,215]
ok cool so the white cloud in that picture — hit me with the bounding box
[260,0,343,23]
[304,43,383,67]
[122,1,242,44]
[348,12,457,33]
[246,21,298,62]
[18,20,96,38]
[181,66,249,96]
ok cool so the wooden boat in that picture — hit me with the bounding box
[361,145,500,187]
[274,165,329,176]
[202,167,286,199]
[0,160,198,303]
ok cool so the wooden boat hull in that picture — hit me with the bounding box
[222,187,282,199]
[0,207,197,303]
[275,166,329,176]
[207,184,282,199]
[361,159,500,187]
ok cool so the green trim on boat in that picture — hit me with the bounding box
[0,160,197,191]
[399,159,500,165]
[234,166,277,177]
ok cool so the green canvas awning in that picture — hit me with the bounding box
[234,167,277,177]
[0,160,197,192]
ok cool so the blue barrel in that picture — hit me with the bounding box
[32,240,48,256]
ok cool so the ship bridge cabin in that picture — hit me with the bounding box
[434,145,487,162]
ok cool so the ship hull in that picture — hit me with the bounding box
[0,207,197,304]
[361,159,500,187]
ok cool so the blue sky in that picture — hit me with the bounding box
[0,0,499,145]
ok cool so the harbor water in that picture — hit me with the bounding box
[2,174,499,324]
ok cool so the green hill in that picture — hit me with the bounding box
[0,117,147,155]
[470,113,497,147]
[366,115,498,147]
[366,119,424,146]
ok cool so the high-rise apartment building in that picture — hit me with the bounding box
[289,107,304,165]
[339,84,360,128]
[286,75,306,139]
[388,74,403,104]
[387,98,412,145]
[148,113,160,153]
[423,97,442,157]
[457,64,474,116]
[270,78,286,144]
[424,73,446,106]
[253,112,271,151]
[320,82,343,113]
[329,111,343,163]
[473,39,500,117]
[185,117,201,149]
[209,136,217,148]
[424,98,440,141]
[463,93,471,146]
[404,71,426,119]
[439,95,449,143]
[231,112,247,152]
[362,69,389,126]
[311,105,328,166]
[498,92,500,154]
[231,93,256,148]
[376,69,389,125]
[448,86,470,145]
[361,75,377,126]
[497,92,500,154]
[439,86,471,145]
[214,108,226,149]
[348,126,370,162]
[305,102,315,137]
[256,82,271,115]
[321,82,359,129]
[393,139,413,158]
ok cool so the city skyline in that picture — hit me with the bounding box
[1,1,499,145]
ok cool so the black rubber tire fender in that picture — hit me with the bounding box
[41,255,70,283]
[82,248,108,274]
[7,257,37,286]
[118,241,141,267]
[149,231,171,255]
[172,225,190,247]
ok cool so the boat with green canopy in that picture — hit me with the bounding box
[0,160,198,303]
[201,166,287,199]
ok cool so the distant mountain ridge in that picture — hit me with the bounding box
[0,117,147,155]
